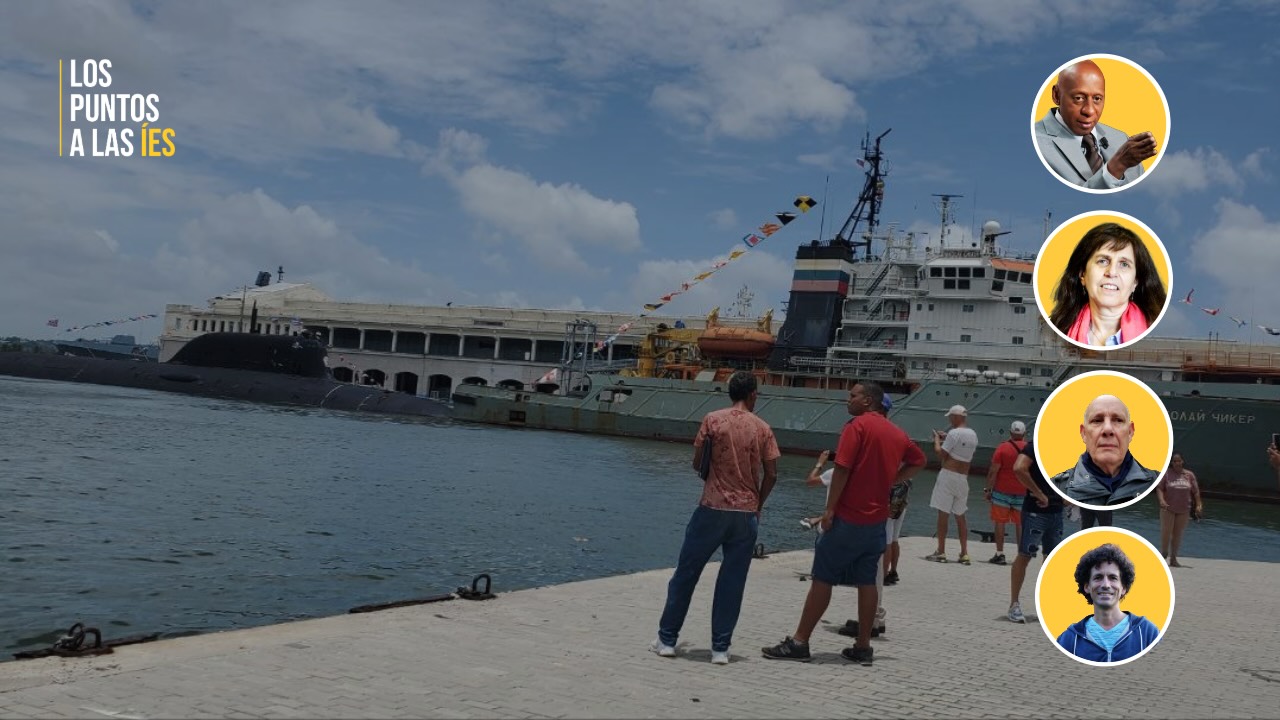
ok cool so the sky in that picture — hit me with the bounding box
[2,0,1278,346]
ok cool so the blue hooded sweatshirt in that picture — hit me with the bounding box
[1056,611,1161,662]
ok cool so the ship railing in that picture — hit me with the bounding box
[829,338,906,350]
[841,309,911,323]
[789,356,899,373]
[1076,346,1280,370]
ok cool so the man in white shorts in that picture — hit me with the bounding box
[926,405,978,565]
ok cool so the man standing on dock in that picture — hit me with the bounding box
[983,421,1028,565]
[1007,440,1064,624]
[926,405,979,564]
[651,371,780,665]
[761,382,925,666]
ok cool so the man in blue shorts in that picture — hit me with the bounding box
[1007,439,1064,624]
[762,382,925,666]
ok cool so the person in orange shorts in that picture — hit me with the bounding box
[983,421,1028,565]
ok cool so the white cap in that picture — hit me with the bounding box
[1010,420,1027,435]
[945,405,967,417]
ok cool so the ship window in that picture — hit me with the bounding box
[977,364,988,371]
[1040,368,1053,377]
[1009,297,1024,304]
[973,268,985,278]
[1020,273,1032,283]
[928,303,935,311]
[944,279,956,289]
[1020,367,1032,376]
[1013,336,1025,345]
[1014,305,1027,314]
[992,280,1005,292]
[958,280,971,290]
[914,332,920,340]
[994,269,1007,280]
[916,303,922,311]
[961,334,972,342]
[944,267,957,277]
[912,361,919,369]
[926,333,933,340]
[962,304,975,313]
[930,267,942,277]
[946,362,958,369]
[959,267,971,278]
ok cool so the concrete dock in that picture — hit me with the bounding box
[2,535,1277,719]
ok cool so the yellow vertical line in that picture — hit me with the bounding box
[59,59,63,156]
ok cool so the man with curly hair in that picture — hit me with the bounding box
[1056,543,1161,662]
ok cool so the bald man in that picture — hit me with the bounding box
[1052,394,1159,506]
[1034,59,1157,189]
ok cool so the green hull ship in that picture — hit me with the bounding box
[452,131,1280,502]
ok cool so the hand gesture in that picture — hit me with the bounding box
[1033,490,1050,509]
[818,510,835,533]
[1106,131,1158,177]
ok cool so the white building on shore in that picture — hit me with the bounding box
[160,282,756,400]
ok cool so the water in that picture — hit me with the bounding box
[3,376,1278,657]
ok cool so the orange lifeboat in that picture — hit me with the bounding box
[697,326,775,359]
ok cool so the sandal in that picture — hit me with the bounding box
[924,551,948,563]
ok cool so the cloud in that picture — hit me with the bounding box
[710,208,738,230]
[1187,200,1280,327]
[1140,146,1268,197]
[427,129,642,273]
[629,250,793,319]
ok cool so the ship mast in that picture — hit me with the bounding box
[932,193,963,250]
[833,128,891,260]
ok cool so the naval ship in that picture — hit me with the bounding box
[451,130,1280,501]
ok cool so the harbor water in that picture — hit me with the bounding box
[3,376,1278,658]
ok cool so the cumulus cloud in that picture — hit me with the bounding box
[427,129,642,273]
[1187,200,1280,328]
[1141,146,1268,197]
[710,208,738,230]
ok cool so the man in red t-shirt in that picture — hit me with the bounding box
[983,421,1028,565]
[762,382,925,666]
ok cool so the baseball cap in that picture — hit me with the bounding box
[1010,420,1027,434]
[945,405,967,417]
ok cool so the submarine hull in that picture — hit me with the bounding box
[0,352,450,418]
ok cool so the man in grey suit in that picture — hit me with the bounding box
[1034,59,1158,189]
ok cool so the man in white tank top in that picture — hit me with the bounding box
[926,405,979,564]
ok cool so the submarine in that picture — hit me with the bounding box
[0,315,450,419]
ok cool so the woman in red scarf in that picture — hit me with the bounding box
[1049,223,1167,347]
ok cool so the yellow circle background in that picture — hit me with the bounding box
[1033,371,1172,479]
[1033,55,1168,173]
[1033,211,1172,327]
[1037,528,1172,640]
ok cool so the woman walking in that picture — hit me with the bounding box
[1156,451,1202,567]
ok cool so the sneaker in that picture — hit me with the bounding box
[841,645,874,666]
[988,553,1007,565]
[838,620,884,638]
[958,554,972,565]
[924,551,947,563]
[761,636,811,662]
[1007,602,1026,624]
[710,650,730,665]
[884,570,899,585]
[799,517,818,531]
[649,637,676,657]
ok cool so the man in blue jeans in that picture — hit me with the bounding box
[651,371,780,665]
[1007,439,1065,623]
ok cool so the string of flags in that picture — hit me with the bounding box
[591,195,818,352]
[1178,288,1280,335]
[49,313,159,333]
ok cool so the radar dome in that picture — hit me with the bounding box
[982,220,1002,236]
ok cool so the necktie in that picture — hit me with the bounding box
[1082,134,1104,175]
